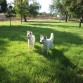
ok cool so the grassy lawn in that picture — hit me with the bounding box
[0,20,83,83]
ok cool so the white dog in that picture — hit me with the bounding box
[26,31,35,50]
[40,33,54,55]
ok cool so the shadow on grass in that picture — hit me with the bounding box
[0,40,8,56]
[35,45,76,68]
[0,66,11,83]
[51,49,76,68]
[0,65,34,83]
[0,21,83,83]
[27,20,64,23]
[29,20,80,28]
[35,45,83,83]
[31,23,78,28]
[0,25,83,44]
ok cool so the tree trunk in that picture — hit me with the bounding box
[65,13,67,22]
[10,17,11,26]
[23,15,27,22]
[79,21,81,28]
[21,14,22,24]
[20,0,22,24]
[79,17,83,28]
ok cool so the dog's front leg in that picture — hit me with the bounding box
[41,44,44,53]
[46,49,48,55]
[52,43,54,49]
[28,40,30,51]
[32,43,34,50]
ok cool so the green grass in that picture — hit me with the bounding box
[0,20,83,83]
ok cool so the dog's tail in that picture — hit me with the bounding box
[50,33,54,41]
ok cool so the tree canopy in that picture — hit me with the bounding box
[29,2,41,17]
[0,0,7,13]
[69,0,83,18]
[50,0,83,22]
[14,0,40,22]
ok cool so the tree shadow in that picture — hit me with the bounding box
[0,22,83,82]
[51,49,76,69]
[31,23,78,28]
[30,21,79,28]
[34,45,83,83]
[35,45,76,69]
[0,25,83,44]
[0,25,83,56]
[55,31,83,45]
[0,39,8,57]
[45,48,83,83]
[51,49,83,83]
[27,20,64,24]
[52,49,83,83]
[0,65,11,83]
[0,64,35,83]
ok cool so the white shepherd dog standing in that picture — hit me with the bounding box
[26,31,35,50]
[40,33,54,55]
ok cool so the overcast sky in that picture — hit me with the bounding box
[7,0,52,13]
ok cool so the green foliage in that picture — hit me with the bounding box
[50,0,71,22]
[0,21,83,83]
[69,0,83,18]
[0,0,7,13]
[50,0,68,14]
[50,0,83,19]
[6,5,16,18]
[14,0,40,21]
[29,2,40,17]
[14,0,29,21]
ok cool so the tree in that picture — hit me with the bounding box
[50,0,71,22]
[14,0,40,22]
[0,0,7,13]
[29,2,41,17]
[50,0,83,27]
[14,0,29,22]
[69,0,83,18]
[68,0,83,27]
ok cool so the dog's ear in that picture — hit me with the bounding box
[30,31,33,35]
[27,31,30,33]
[40,35,43,38]
[44,36,47,39]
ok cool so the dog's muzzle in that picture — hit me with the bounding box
[40,42,44,44]
[26,36,30,39]
[26,36,27,38]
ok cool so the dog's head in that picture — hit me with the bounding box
[40,35,47,44]
[26,31,33,39]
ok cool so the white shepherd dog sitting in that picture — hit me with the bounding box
[40,33,54,55]
[26,31,35,50]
